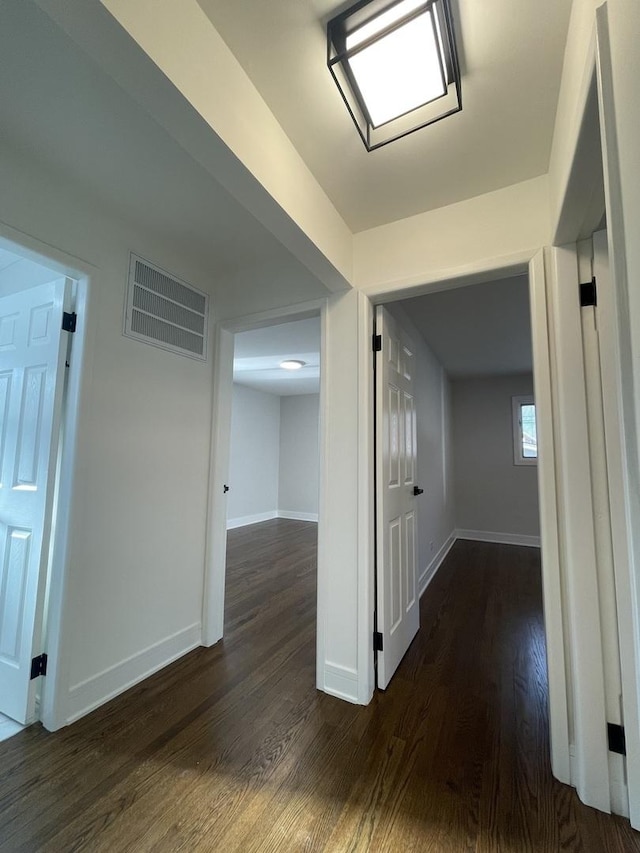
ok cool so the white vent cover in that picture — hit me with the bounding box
[124,254,208,360]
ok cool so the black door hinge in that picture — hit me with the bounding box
[372,334,382,352]
[62,311,77,333]
[580,278,597,308]
[374,631,384,652]
[607,722,626,755]
[30,653,48,680]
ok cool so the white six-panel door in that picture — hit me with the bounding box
[375,305,419,689]
[0,278,70,723]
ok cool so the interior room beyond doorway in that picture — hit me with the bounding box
[221,315,321,668]
[386,272,540,573]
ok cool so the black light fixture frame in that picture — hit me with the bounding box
[327,0,462,151]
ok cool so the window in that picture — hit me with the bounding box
[512,395,537,465]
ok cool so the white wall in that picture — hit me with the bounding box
[317,289,374,704]
[452,373,540,542]
[92,0,353,288]
[278,394,319,520]
[353,176,551,295]
[0,140,220,726]
[386,304,455,594]
[227,384,281,527]
[227,388,320,526]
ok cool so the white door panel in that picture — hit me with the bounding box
[0,278,69,723]
[376,306,419,689]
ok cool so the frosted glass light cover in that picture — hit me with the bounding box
[346,7,445,127]
[327,0,461,150]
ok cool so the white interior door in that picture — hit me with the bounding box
[375,305,419,689]
[0,277,70,723]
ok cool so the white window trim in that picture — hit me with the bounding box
[512,395,537,466]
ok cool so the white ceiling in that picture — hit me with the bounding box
[0,2,331,320]
[233,277,531,396]
[400,275,532,378]
[0,249,21,273]
[233,318,321,396]
[197,0,573,232]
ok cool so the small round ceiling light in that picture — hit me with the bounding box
[280,359,306,370]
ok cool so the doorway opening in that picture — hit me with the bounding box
[373,273,542,690]
[204,306,324,693]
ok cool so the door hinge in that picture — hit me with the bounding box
[607,722,626,755]
[372,334,382,352]
[62,311,77,333]
[580,278,597,308]
[30,653,48,680]
[374,631,384,652]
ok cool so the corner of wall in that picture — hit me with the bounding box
[419,532,457,598]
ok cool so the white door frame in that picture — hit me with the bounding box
[202,298,326,648]
[0,220,94,732]
[545,6,640,823]
[528,249,571,785]
[596,5,640,829]
[362,247,571,782]
[547,242,611,811]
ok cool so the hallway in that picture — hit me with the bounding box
[0,522,638,851]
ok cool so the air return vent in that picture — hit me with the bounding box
[124,254,208,360]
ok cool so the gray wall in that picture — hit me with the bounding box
[227,387,319,526]
[452,373,540,538]
[279,394,319,518]
[227,384,280,526]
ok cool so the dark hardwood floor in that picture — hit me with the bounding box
[1,520,639,851]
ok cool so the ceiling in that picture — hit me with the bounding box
[400,275,532,377]
[2,0,572,349]
[0,2,331,320]
[233,318,321,396]
[233,276,531,395]
[197,0,573,232]
[0,249,22,273]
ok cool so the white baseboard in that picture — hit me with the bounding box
[278,510,319,522]
[455,528,541,548]
[227,510,319,529]
[322,662,359,704]
[227,510,278,530]
[66,622,201,724]
[419,532,456,597]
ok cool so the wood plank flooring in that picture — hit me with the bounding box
[1,520,639,851]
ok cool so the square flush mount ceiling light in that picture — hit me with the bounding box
[327,0,461,151]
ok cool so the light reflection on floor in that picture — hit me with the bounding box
[0,713,24,742]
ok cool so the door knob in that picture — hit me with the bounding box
[413,486,424,496]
